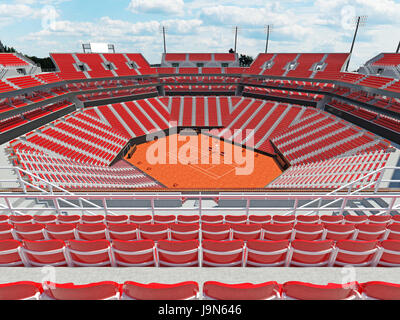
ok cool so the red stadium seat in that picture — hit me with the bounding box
[108,223,138,241]
[57,215,81,225]
[201,223,231,241]
[33,215,57,224]
[0,240,25,266]
[368,215,392,224]
[13,223,45,241]
[323,223,356,241]
[282,282,360,300]
[139,224,169,241]
[129,215,153,224]
[203,282,281,300]
[320,215,344,224]
[287,240,334,267]
[262,223,293,241]
[111,240,156,267]
[374,240,400,267]
[66,240,112,267]
[45,224,76,241]
[157,240,200,267]
[154,215,176,224]
[0,282,43,300]
[296,215,320,224]
[360,282,400,300]
[272,215,296,224]
[0,216,9,224]
[201,215,224,224]
[344,216,368,224]
[384,223,400,240]
[331,240,379,267]
[42,282,120,300]
[248,215,271,224]
[75,223,107,241]
[354,223,387,241]
[105,215,129,225]
[0,223,14,240]
[169,223,199,241]
[9,215,33,225]
[177,215,200,224]
[22,240,69,267]
[231,224,262,241]
[291,223,324,241]
[225,215,248,224]
[245,240,289,267]
[202,240,245,267]
[122,282,200,300]
[81,215,105,224]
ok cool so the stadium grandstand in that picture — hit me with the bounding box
[0,11,400,304]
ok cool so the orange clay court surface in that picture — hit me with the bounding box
[125,134,283,189]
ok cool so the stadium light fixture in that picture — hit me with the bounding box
[345,15,368,72]
[396,40,400,54]
[231,26,240,53]
[264,25,274,54]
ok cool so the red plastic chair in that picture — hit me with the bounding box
[231,224,262,241]
[111,240,156,267]
[129,215,153,224]
[13,223,45,241]
[42,282,120,300]
[105,215,129,225]
[33,215,57,224]
[344,215,368,225]
[201,223,231,241]
[157,240,200,267]
[202,240,245,267]
[331,240,379,267]
[177,215,200,224]
[374,240,400,267]
[384,223,400,240]
[45,224,76,241]
[122,282,200,300]
[0,223,14,240]
[320,215,344,224]
[287,240,334,267]
[0,282,43,300]
[323,223,356,241]
[201,215,224,224]
[291,223,324,241]
[0,240,25,266]
[354,223,387,241]
[296,215,320,224]
[66,240,112,267]
[225,215,248,224]
[0,216,9,224]
[169,223,199,241]
[9,215,33,225]
[262,223,293,241]
[360,282,400,300]
[368,215,392,224]
[22,240,69,267]
[81,215,105,224]
[245,240,289,267]
[203,282,281,300]
[75,223,107,241]
[248,215,271,224]
[154,215,176,224]
[272,215,296,224]
[282,282,360,300]
[57,215,81,225]
[108,223,138,241]
[139,224,169,241]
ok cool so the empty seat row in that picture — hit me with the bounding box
[2,280,400,300]
[1,238,400,268]
[3,221,400,243]
[1,214,398,226]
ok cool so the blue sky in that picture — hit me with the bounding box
[0,0,399,70]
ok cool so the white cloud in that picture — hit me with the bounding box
[127,0,184,15]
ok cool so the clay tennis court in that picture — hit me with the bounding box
[125,133,283,189]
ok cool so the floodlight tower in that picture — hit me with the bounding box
[159,25,168,54]
[264,25,273,54]
[232,26,240,53]
[345,15,367,72]
[396,41,400,54]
